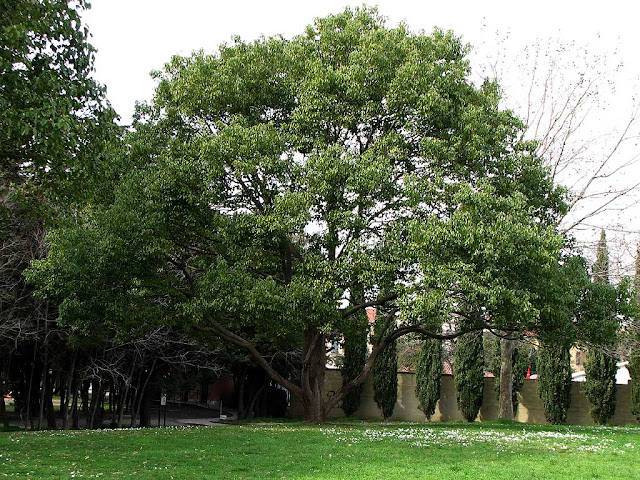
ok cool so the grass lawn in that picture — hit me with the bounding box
[1,421,638,479]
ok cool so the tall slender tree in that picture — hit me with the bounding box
[373,339,398,420]
[537,341,572,424]
[584,349,618,424]
[631,246,640,421]
[592,230,610,284]
[583,229,618,424]
[454,331,484,422]
[415,336,442,421]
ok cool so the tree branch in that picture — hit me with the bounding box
[195,317,303,399]
[341,293,398,319]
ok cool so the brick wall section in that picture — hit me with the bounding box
[289,369,640,425]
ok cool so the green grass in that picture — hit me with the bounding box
[1,421,639,479]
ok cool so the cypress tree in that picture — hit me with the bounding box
[415,336,442,421]
[537,341,572,424]
[583,230,617,424]
[592,230,610,284]
[631,353,640,421]
[631,247,640,421]
[341,310,368,416]
[373,339,398,420]
[583,350,618,424]
[454,331,484,422]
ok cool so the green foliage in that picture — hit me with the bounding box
[454,331,484,422]
[581,231,618,425]
[0,0,117,206]
[631,353,640,421]
[583,350,617,424]
[484,333,502,378]
[537,341,572,424]
[373,339,398,420]
[631,248,640,421]
[415,336,442,420]
[26,6,571,421]
[511,343,533,410]
[341,310,369,416]
[397,334,422,372]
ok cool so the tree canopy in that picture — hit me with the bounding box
[0,0,117,204]
[29,7,572,423]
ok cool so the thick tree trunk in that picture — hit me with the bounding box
[89,379,103,429]
[132,359,156,428]
[499,338,516,420]
[301,327,326,423]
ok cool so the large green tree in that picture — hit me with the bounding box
[0,0,117,199]
[1,0,119,429]
[29,7,569,423]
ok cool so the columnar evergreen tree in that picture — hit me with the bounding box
[373,339,398,420]
[454,331,484,422]
[592,230,610,284]
[415,336,442,420]
[537,341,572,424]
[583,350,618,424]
[631,247,640,421]
[341,309,369,416]
[583,229,618,424]
[631,352,640,421]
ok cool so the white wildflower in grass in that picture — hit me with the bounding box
[319,423,636,454]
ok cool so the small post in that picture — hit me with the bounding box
[160,392,167,427]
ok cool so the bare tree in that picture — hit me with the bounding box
[475,35,640,251]
[471,34,640,418]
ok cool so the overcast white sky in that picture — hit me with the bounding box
[83,0,640,123]
[82,0,640,272]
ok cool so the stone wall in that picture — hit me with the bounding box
[289,369,640,425]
